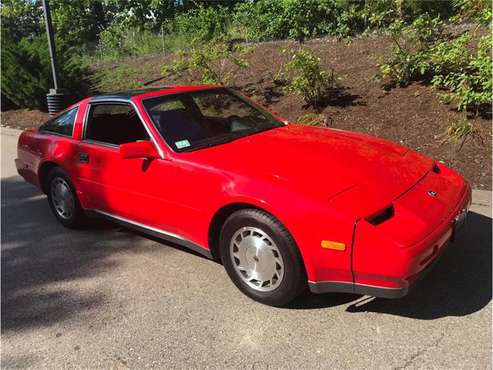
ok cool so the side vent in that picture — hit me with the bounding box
[366,205,395,226]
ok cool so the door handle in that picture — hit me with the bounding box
[79,152,89,163]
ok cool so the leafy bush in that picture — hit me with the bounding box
[233,0,351,41]
[231,0,459,42]
[363,0,406,29]
[233,0,291,41]
[97,24,164,60]
[1,34,91,110]
[362,0,455,29]
[171,5,230,43]
[1,1,93,109]
[451,0,492,24]
[96,5,234,60]
[280,48,336,108]
[376,16,446,86]
[431,36,492,114]
[162,41,250,86]
[97,23,132,58]
[377,13,491,115]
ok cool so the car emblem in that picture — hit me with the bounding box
[427,190,438,198]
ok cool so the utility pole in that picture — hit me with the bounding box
[42,0,59,89]
[42,0,70,115]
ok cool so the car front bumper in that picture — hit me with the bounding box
[309,184,471,299]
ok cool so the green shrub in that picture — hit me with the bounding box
[376,16,446,86]
[74,0,482,62]
[432,36,492,114]
[231,0,459,43]
[280,48,336,108]
[162,41,250,86]
[377,14,491,115]
[362,0,455,29]
[278,0,345,41]
[171,5,230,43]
[97,24,164,60]
[1,34,91,110]
[232,0,287,41]
[97,23,131,58]
[233,0,352,42]
[451,0,492,24]
[364,0,405,29]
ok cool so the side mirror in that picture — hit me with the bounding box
[120,141,159,159]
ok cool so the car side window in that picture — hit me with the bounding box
[84,103,150,146]
[39,107,78,137]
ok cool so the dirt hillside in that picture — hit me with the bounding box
[2,34,491,189]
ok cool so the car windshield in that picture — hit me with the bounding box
[142,88,285,152]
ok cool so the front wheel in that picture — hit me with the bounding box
[46,167,86,228]
[220,209,306,306]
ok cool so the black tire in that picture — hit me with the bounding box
[220,209,306,306]
[46,167,86,228]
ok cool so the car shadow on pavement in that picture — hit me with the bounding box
[3,175,491,323]
[287,290,360,309]
[0,176,174,332]
[290,211,492,319]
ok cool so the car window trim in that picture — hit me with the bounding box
[39,106,79,138]
[82,99,164,158]
[81,139,119,150]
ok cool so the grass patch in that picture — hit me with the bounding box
[296,113,328,126]
[442,117,483,150]
[92,63,154,92]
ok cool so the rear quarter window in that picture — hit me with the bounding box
[39,107,78,137]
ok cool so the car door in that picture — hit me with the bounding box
[75,101,179,232]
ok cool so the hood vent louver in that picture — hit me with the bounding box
[366,205,395,226]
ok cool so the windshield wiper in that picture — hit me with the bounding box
[184,125,279,152]
[188,131,254,151]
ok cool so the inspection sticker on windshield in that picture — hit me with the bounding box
[175,139,191,149]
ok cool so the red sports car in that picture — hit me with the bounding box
[16,85,471,306]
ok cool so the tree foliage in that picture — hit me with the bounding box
[1,34,91,109]
[1,0,490,111]
[1,0,106,109]
[50,0,113,45]
[171,5,231,43]
[233,0,352,41]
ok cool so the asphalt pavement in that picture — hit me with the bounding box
[1,127,491,369]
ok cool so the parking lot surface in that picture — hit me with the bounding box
[2,127,491,369]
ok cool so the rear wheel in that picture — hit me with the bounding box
[46,167,85,228]
[220,209,306,306]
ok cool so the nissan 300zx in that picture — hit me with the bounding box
[15,86,471,306]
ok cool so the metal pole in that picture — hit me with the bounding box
[42,0,71,115]
[42,0,59,89]
[161,24,165,55]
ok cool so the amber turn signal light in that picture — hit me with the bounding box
[321,240,346,251]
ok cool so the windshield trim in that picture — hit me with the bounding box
[141,87,286,154]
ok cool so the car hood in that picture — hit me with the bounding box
[184,124,433,214]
